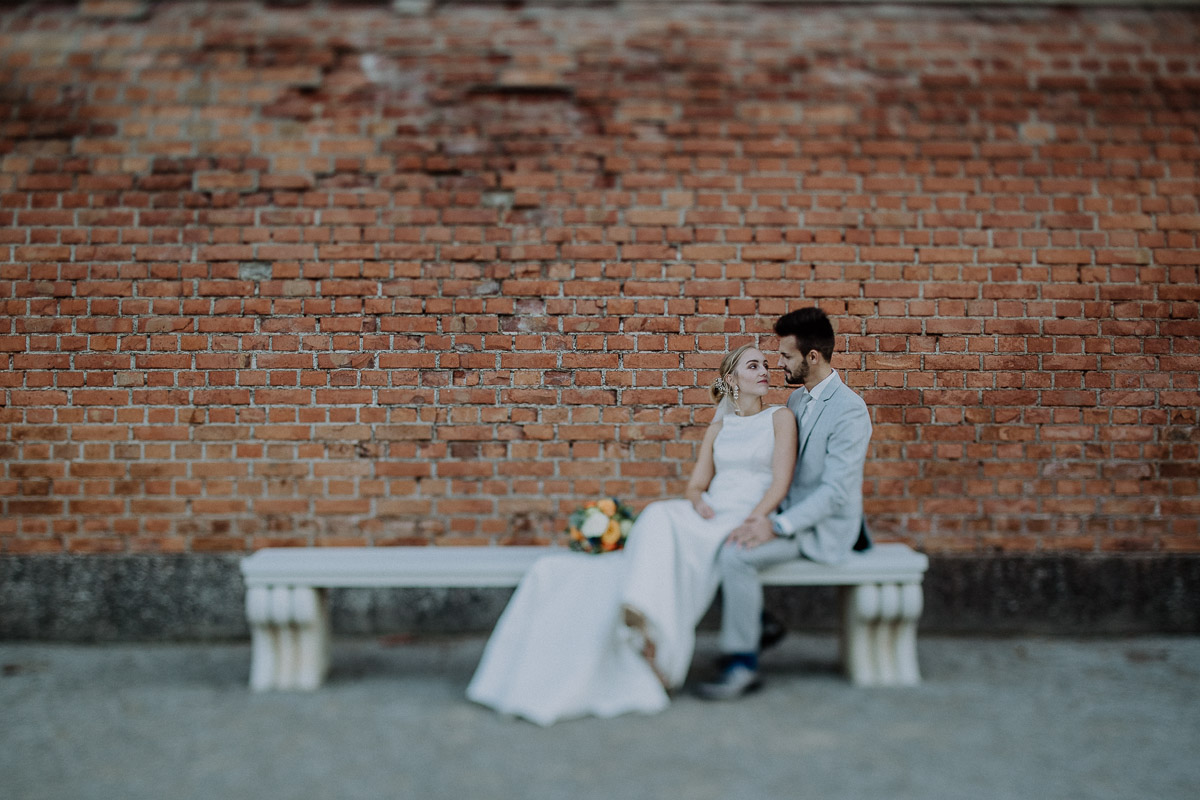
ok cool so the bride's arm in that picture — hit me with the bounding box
[684,420,723,518]
[747,407,798,518]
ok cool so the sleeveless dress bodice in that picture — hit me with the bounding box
[704,407,779,516]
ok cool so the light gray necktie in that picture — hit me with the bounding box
[797,392,815,436]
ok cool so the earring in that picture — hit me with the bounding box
[731,383,739,402]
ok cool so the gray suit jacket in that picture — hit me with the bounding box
[776,373,872,565]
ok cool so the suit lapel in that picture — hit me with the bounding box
[798,381,837,457]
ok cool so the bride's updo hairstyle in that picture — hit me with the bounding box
[710,343,757,404]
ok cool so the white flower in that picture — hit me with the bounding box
[580,507,611,538]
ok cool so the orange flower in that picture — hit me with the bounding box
[569,526,584,541]
[596,498,617,517]
[600,519,622,548]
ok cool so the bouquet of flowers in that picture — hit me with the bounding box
[567,497,638,554]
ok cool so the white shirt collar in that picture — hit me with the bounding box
[804,369,840,404]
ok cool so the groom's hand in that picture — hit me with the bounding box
[726,515,775,549]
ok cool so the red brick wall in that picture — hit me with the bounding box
[2,2,1197,557]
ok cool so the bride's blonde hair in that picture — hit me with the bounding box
[710,343,758,404]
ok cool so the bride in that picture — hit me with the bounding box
[467,344,798,725]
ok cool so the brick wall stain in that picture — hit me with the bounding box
[0,2,1197,555]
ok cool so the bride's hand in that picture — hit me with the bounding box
[692,499,715,520]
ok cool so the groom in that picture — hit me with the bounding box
[698,307,873,700]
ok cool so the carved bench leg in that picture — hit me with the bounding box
[874,583,901,685]
[293,587,330,691]
[246,586,277,692]
[270,586,299,689]
[893,582,923,686]
[245,585,330,691]
[842,584,878,686]
[841,582,923,687]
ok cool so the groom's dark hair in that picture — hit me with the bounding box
[775,307,835,362]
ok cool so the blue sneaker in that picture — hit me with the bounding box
[695,663,762,701]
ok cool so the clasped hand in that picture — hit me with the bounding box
[725,513,775,549]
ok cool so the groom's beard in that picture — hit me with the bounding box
[783,362,808,385]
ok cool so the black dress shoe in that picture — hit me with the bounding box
[760,609,787,651]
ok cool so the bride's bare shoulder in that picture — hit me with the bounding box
[700,416,725,439]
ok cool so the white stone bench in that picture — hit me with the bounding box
[240,543,928,691]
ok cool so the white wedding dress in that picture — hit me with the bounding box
[467,406,782,725]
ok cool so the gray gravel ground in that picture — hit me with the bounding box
[2,633,1198,800]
